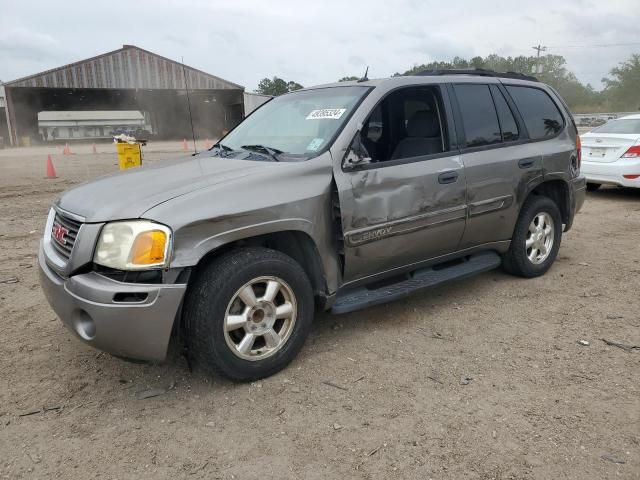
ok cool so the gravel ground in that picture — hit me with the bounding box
[0,143,638,479]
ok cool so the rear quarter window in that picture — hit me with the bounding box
[506,86,564,140]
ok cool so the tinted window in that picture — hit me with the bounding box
[506,86,564,140]
[490,85,519,141]
[454,84,501,147]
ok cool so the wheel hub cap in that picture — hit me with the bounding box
[247,302,277,333]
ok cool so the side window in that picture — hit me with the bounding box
[365,104,383,143]
[453,84,501,148]
[506,86,564,140]
[358,86,447,163]
[490,85,519,142]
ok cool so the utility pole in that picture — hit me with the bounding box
[532,44,547,74]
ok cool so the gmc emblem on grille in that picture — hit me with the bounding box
[52,223,69,245]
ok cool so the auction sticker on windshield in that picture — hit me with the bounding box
[306,108,346,120]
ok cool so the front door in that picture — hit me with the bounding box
[334,85,467,284]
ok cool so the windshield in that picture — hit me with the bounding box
[218,86,370,160]
[592,119,640,134]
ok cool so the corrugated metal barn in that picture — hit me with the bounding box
[2,45,245,146]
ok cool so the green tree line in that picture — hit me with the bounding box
[254,77,303,96]
[255,53,640,113]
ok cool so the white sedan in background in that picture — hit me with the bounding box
[581,114,640,190]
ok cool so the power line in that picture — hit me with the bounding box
[547,42,640,49]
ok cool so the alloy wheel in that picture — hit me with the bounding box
[525,212,554,265]
[223,276,297,361]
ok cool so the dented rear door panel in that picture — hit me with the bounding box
[460,142,542,247]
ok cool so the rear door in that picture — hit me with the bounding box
[503,84,574,188]
[333,85,467,283]
[451,82,543,248]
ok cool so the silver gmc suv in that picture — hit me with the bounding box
[39,70,586,380]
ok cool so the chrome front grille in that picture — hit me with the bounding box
[51,211,82,261]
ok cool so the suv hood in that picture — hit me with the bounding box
[56,153,272,222]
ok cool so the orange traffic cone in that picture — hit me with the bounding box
[92,144,97,154]
[45,155,57,179]
[182,139,188,151]
[63,143,70,155]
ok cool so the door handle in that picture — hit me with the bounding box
[518,158,535,169]
[438,171,458,184]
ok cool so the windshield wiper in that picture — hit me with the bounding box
[211,143,234,157]
[240,144,283,162]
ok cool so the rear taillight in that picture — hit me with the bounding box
[621,145,640,158]
[623,174,640,179]
[571,136,581,176]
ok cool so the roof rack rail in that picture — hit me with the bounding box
[414,68,539,82]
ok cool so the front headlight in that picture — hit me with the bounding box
[94,220,172,270]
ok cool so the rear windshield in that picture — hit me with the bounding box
[592,119,640,134]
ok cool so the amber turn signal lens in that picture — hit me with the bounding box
[130,230,167,265]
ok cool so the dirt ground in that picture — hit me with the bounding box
[0,142,638,479]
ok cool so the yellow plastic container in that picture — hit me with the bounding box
[116,142,142,170]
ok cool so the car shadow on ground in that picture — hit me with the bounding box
[152,268,513,387]
[589,186,640,200]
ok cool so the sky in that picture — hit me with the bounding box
[1,0,639,91]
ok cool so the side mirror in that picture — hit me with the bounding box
[343,133,372,170]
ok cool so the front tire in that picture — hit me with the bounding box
[586,182,601,192]
[503,195,562,278]
[183,247,314,381]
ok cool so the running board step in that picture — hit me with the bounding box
[331,251,501,314]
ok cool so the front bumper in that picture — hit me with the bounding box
[39,243,187,361]
[581,159,640,188]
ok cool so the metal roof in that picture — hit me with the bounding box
[244,92,272,99]
[37,110,145,121]
[5,45,243,90]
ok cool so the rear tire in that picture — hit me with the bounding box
[503,195,562,278]
[586,182,601,191]
[183,247,314,381]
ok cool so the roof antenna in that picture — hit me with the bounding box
[357,66,369,83]
[180,56,198,155]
